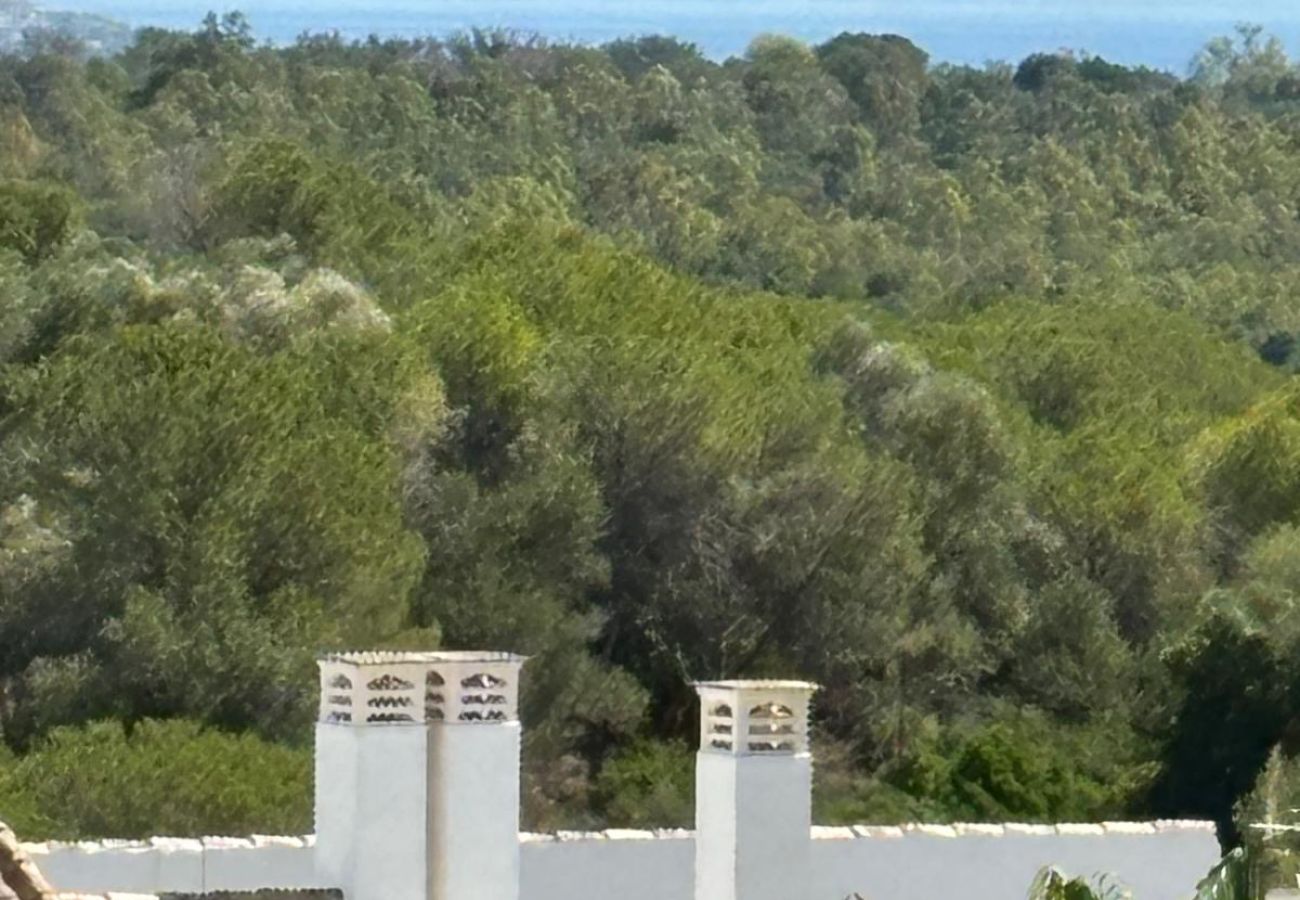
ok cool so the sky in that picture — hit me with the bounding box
[43,0,1300,72]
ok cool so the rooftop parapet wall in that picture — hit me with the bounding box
[23,837,322,897]
[808,819,1220,900]
[24,822,1219,900]
[518,821,1220,900]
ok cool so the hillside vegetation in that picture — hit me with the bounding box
[2,15,1300,840]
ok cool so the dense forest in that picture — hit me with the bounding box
[2,12,1300,844]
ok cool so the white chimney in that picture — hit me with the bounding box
[314,651,526,900]
[693,680,818,900]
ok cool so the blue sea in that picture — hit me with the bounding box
[48,1,1300,73]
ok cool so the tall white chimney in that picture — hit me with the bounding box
[313,651,526,900]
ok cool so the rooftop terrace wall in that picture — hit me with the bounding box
[25,822,1221,900]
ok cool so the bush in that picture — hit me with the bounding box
[592,739,693,828]
[0,180,80,263]
[0,719,311,839]
[884,710,1148,822]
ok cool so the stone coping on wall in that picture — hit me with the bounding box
[21,837,317,855]
[49,893,340,899]
[171,892,344,896]
[49,894,340,899]
[519,829,693,843]
[24,822,1215,857]
[318,651,527,665]
[518,821,1216,844]
[810,820,1217,840]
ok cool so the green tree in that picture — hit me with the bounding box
[816,33,929,145]
[0,179,79,263]
[1148,607,1290,841]
[0,323,428,745]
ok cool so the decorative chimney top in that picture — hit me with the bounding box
[318,651,526,727]
[694,680,817,757]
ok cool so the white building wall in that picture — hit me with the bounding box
[348,727,431,900]
[695,753,812,900]
[428,721,522,900]
[22,835,324,895]
[20,818,1221,899]
[204,835,325,893]
[313,723,358,889]
[520,831,694,900]
[805,822,1222,900]
[512,822,1220,900]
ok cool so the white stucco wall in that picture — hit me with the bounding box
[17,821,1216,900]
[428,722,522,900]
[23,835,325,895]
[806,822,1222,900]
[695,752,812,900]
[22,821,1220,900]
[348,727,431,900]
[520,830,695,900]
[516,821,1221,900]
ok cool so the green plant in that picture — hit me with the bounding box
[0,180,81,263]
[1193,849,1253,900]
[0,719,312,840]
[1022,851,1254,900]
[1028,868,1130,900]
[592,740,693,828]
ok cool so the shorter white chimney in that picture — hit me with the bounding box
[693,680,818,900]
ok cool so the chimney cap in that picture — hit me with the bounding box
[318,650,528,666]
[693,680,818,692]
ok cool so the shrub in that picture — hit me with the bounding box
[0,180,80,263]
[592,739,693,828]
[0,719,311,839]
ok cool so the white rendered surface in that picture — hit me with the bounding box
[519,832,694,900]
[315,714,437,900]
[428,722,522,900]
[354,726,431,900]
[314,722,357,887]
[203,835,324,892]
[21,821,1221,900]
[312,650,527,900]
[695,752,813,900]
[23,836,320,895]
[515,822,1220,900]
[318,652,525,726]
[806,823,1222,900]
